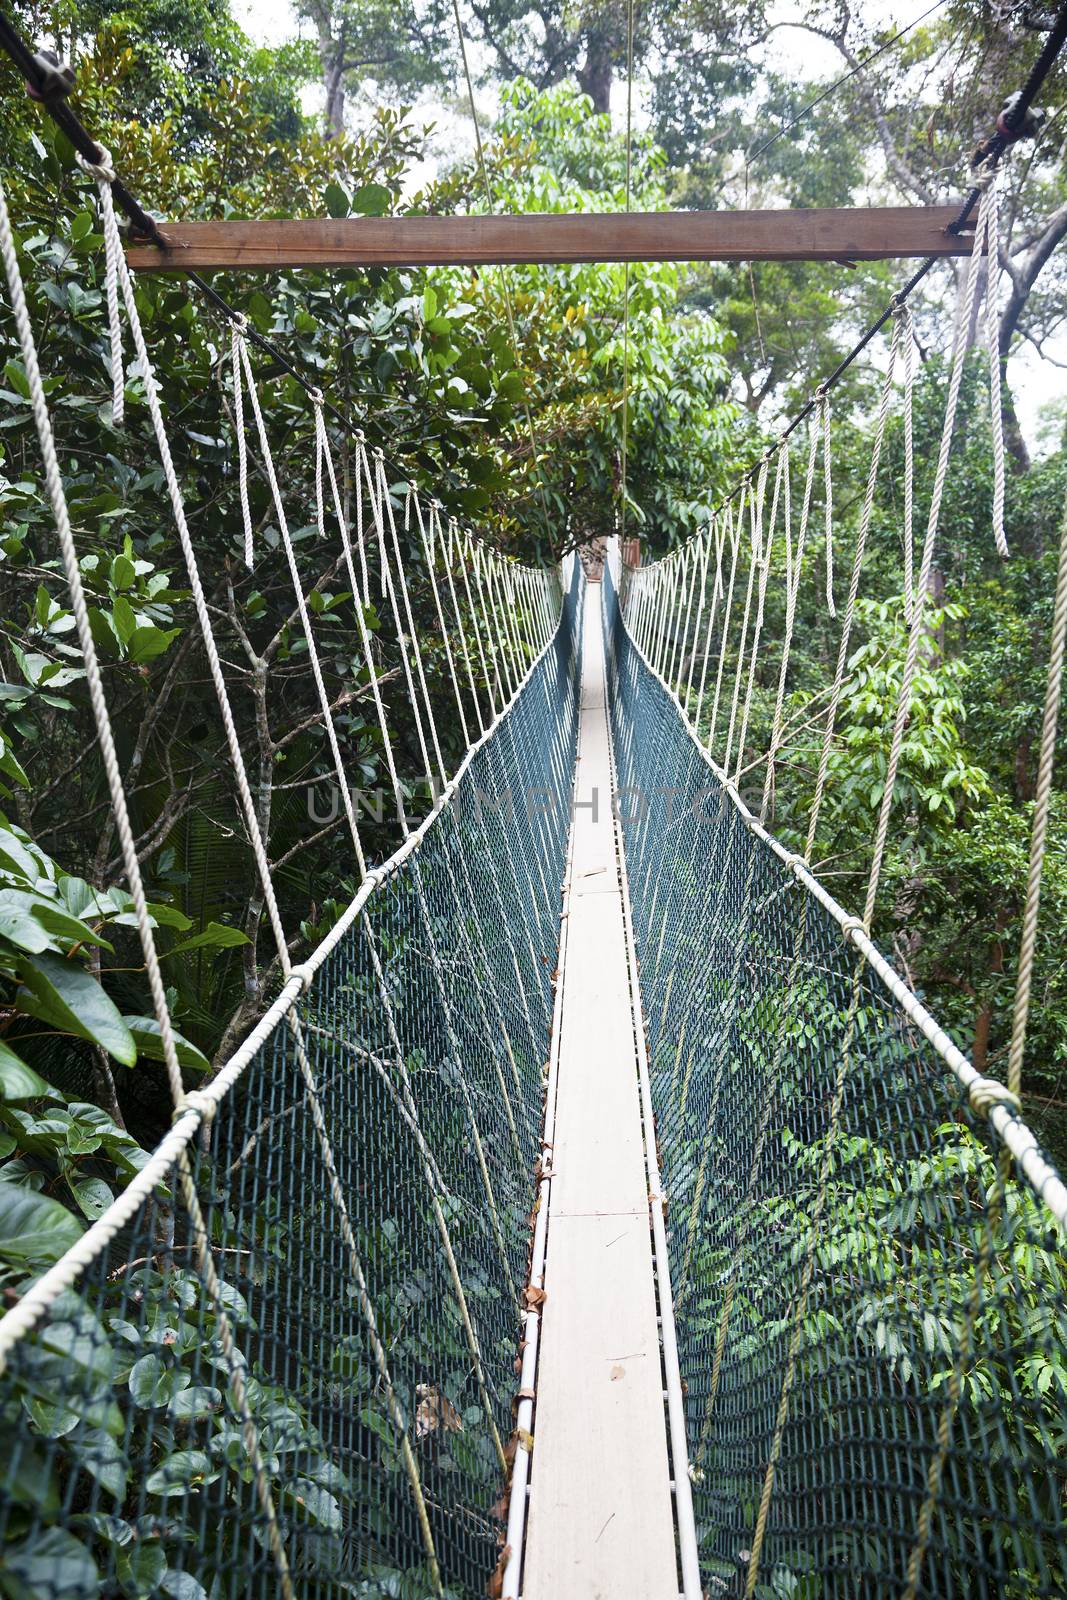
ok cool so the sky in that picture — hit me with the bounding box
[235,0,1061,451]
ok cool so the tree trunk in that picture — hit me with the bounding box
[1001,370,1031,474]
[323,56,345,136]
[577,32,613,114]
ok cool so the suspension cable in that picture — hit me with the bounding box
[620,0,636,544]
[743,0,948,175]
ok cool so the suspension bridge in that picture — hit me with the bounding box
[1,15,1067,1600]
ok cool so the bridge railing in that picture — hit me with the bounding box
[0,562,583,1600]
[604,555,1067,1600]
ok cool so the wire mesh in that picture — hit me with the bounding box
[603,563,1067,1600]
[0,561,582,1600]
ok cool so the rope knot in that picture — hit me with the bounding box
[289,962,315,995]
[838,914,867,943]
[307,386,324,407]
[230,312,249,334]
[175,1089,216,1125]
[967,1075,1022,1119]
[76,143,116,183]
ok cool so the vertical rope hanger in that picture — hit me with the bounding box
[620,0,636,544]
[3,160,299,1600]
[75,154,451,1595]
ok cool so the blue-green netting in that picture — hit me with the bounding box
[603,561,1067,1600]
[0,564,582,1600]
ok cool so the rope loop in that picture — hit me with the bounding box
[230,312,248,334]
[174,1089,217,1125]
[838,914,867,943]
[76,143,116,183]
[967,1075,1023,1119]
[307,386,324,407]
[289,962,315,994]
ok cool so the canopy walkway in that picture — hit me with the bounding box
[1,33,1067,1600]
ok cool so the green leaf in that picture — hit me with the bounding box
[324,181,350,218]
[0,1527,99,1600]
[351,182,391,216]
[16,951,136,1065]
[116,1541,166,1597]
[167,1384,222,1420]
[129,1353,170,1407]
[284,1478,343,1532]
[145,1450,219,1498]
[123,1017,211,1074]
[1,1442,60,1513]
[0,888,112,954]
[0,1038,52,1100]
[70,1175,113,1220]
[127,623,180,663]
[0,1179,82,1264]
[161,1571,210,1600]
[166,921,249,958]
[111,595,137,648]
[79,1429,128,1501]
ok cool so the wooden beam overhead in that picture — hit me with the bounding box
[126,206,975,273]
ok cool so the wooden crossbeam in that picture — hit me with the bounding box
[126,206,974,272]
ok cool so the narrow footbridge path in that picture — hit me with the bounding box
[523,581,679,1598]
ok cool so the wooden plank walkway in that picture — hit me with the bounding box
[522,582,678,1600]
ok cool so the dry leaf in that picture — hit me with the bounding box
[516,1427,534,1453]
[523,1285,547,1309]
[487,1544,511,1599]
[610,1364,625,1382]
[490,1491,509,1523]
[415,1384,463,1439]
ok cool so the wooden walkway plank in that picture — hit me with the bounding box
[521,583,678,1600]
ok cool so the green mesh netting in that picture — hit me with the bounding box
[604,563,1067,1599]
[0,564,582,1600]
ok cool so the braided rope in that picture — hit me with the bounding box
[1007,484,1067,1093]
[863,174,995,930]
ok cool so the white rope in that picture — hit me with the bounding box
[89,168,449,1582]
[231,320,254,568]
[724,460,768,774]
[618,597,1067,1233]
[1,172,184,1114]
[708,486,746,754]
[8,163,298,1596]
[315,408,409,830]
[1006,482,1067,1094]
[983,166,1009,560]
[733,446,786,782]
[77,147,124,427]
[863,171,997,929]
[806,306,905,864]
[235,333,368,873]
[901,301,916,617]
[0,591,566,1367]
[820,387,835,619]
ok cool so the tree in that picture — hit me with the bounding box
[293,0,452,136]
[655,1,1067,462]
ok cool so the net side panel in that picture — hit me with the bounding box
[603,565,1067,1600]
[0,566,583,1600]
